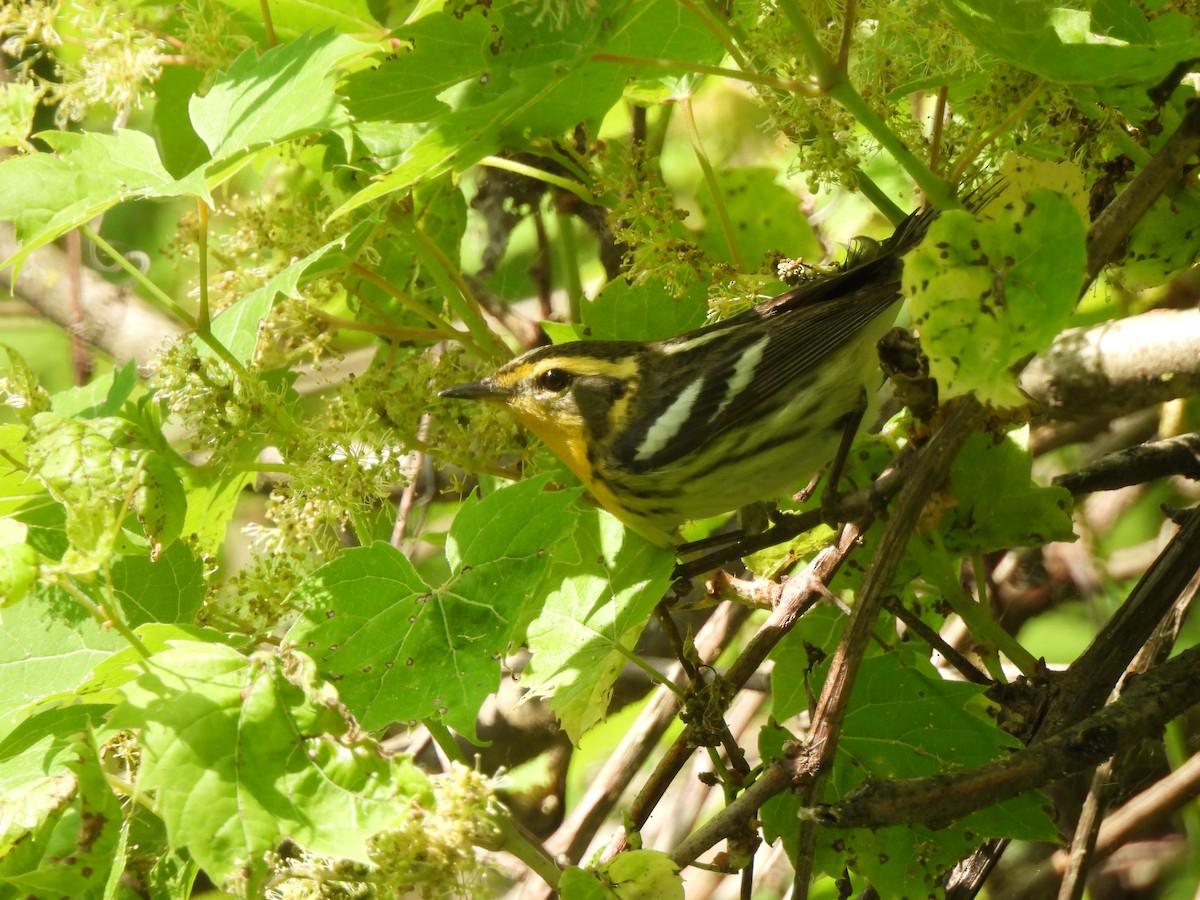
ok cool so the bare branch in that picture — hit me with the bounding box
[1021,309,1200,424]
[1053,432,1200,495]
[819,640,1200,830]
[1,222,183,369]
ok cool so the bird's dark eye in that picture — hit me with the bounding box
[536,367,572,392]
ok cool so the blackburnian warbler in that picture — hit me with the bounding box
[441,206,940,547]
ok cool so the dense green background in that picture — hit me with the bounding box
[1,1,1198,897]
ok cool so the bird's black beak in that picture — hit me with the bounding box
[438,379,509,401]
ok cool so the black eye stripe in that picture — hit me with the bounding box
[536,368,572,392]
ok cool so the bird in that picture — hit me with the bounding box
[440,205,942,547]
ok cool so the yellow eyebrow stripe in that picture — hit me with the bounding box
[530,357,639,379]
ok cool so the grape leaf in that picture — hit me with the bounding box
[110,642,409,890]
[0,595,124,742]
[25,413,186,567]
[940,429,1076,552]
[906,189,1086,407]
[0,130,207,274]
[581,280,708,342]
[190,31,372,163]
[0,742,123,898]
[286,475,580,737]
[205,218,375,363]
[693,166,824,268]
[944,0,1200,98]
[761,653,1057,896]
[560,849,684,899]
[335,0,722,213]
[523,511,674,743]
[212,0,381,40]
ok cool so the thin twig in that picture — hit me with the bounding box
[882,595,991,686]
[835,0,856,72]
[538,602,751,873]
[1054,432,1200,495]
[682,95,745,270]
[929,84,950,175]
[789,396,985,896]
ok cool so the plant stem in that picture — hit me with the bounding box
[591,53,818,96]
[949,81,1048,184]
[682,95,745,270]
[258,0,277,47]
[197,199,212,331]
[401,223,511,362]
[776,1,958,208]
[478,156,595,205]
[82,221,250,377]
[348,263,467,343]
[554,205,584,323]
[307,306,453,341]
[59,576,151,660]
[614,642,688,701]
[678,0,752,71]
[929,545,1039,680]
[79,225,196,328]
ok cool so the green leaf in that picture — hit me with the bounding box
[206,220,374,363]
[75,624,232,704]
[179,467,254,558]
[48,362,139,420]
[762,653,1058,895]
[211,0,382,40]
[581,280,708,342]
[0,543,40,608]
[0,130,207,274]
[107,540,205,627]
[133,451,188,561]
[25,414,186,567]
[0,344,51,426]
[0,740,123,899]
[522,510,674,743]
[0,706,106,797]
[905,189,1086,406]
[767,605,848,721]
[190,31,372,163]
[152,64,211,178]
[602,849,684,899]
[0,425,44,520]
[560,849,684,899]
[343,7,497,125]
[0,708,112,886]
[830,654,1018,786]
[943,0,1200,99]
[0,589,125,741]
[9,499,67,562]
[0,81,39,148]
[560,867,610,900]
[941,429,1076,552]
[287,476,580,737]
[1118,185,1200,290]
[443,473,581,573]
[541,321,587,343]
[825,657,1058,891]
[110,642,408,890]
[335,0,722,212]
[139,829,199,900]
[284,543,441,726]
